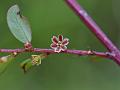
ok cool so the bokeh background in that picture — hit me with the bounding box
[0,0,120,90]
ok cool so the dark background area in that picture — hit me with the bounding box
[0,0,120,90]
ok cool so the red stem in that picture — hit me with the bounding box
[65,0,120,64]
[0,48,112,59]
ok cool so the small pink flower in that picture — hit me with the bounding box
[50,35,69,53]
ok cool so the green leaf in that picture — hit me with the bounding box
[0,55,14,74]
[20,54,47,73]
[20,59,33,73]
[7,5,32,43]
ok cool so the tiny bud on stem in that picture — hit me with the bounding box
[0,56,8,63]
[24,42,33,51]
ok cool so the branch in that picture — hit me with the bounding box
[0,2,119,66]
[65,0,120,65]
[0,48,113,59]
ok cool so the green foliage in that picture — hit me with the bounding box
[20,54,47,73]
[0,55,14,74]
[20,58,33,73]
[7,5,32,43]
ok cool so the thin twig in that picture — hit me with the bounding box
[0,48,112,59]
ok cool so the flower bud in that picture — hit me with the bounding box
[0,56,9,63]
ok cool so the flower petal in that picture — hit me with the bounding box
[50,43,57,49]
[58,35,63,41]
[61,45,67,51]
[52,36,58,44]
[62,38,69,45]
[54,47,62,53]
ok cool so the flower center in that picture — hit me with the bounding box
[57,41,62,47]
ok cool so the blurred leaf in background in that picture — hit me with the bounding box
[0,55,14,74]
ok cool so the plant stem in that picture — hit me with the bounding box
[65,0,120,65]
[0,48,112,59]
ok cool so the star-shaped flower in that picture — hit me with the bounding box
[50,35,69,53]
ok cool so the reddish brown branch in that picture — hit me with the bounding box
[65,0,120,65]
[0,48,113,59]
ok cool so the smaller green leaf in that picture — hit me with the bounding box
[20,59,33,73]
[20,53,47,73]
[0,55,14,74]
[7,5,32,43]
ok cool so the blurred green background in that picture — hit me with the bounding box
[0,0,120,90]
